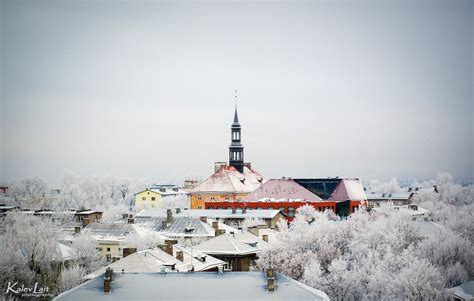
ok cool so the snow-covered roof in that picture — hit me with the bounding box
[133,216,215,237]
[75,210,102,215]
[330,179,367,202]
[412,221,445,237]
[232,231,269,249]
[365,191,413,200]
[244,178,323,202]
[53,243,78,261]
[372,205,430,217]
[190,165,263,194]
[83,246,224,279]
[193,234,260,256]
[55,271,330,301]
[137,209,282,220]
[449,281,474,300]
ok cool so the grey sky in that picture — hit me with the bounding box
[1,0,473,185]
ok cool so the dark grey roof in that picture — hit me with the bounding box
[54,272,329,301]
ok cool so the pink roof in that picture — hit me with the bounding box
[191,165,263,194]
[244,178,323,202]
[330,179,367,202]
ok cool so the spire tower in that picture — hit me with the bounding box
[229,91,244,173]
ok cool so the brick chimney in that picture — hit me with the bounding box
[267,268,275,291]
[200,216,208,223]
[74,226,81,235]
[176,251,184,261]
[215,229,226,236]
[161,220,167,230]
[127,218,134,224]
[212,221,219,230]
[103,277,111,293]
[122,213,128,219]
[123,248,137,258]
[262,234,268,242]
[105,267,113,282]
[166,209,172,223]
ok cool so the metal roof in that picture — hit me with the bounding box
[55,272,329,301]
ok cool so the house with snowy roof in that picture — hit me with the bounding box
[193,233,261,271]
[134,184,188,211]
[190,106,264,209]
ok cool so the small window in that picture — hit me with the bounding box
[151,197,156,201]
[107,247,111,252]
[268,207,274,210]
[197,195,202,200]
[197,205,202,209]
[279,207,285,212]
[256,207,262,210]
[288,207,295,217]
[97,247,103,251]
[225,195,229,200]
[218,206,223,210]
[210,196,215,201]
[142,197,146,201]
[106,254,112,262]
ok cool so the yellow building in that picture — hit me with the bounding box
[134,185,188,212]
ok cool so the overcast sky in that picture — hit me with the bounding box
[1,0,473,185]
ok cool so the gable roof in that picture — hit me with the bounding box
[194,234,260,256]
[330,179,367,202]
[190,165,263,194]
[133,216,215,237]
[244,178,323,202]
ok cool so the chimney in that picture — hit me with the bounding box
[200,216,208,223]
[105,268,113,282]
[161,220,167,230]
[122,213,128,219]
[128,214,133,218]
[218,265,224,274]
[74,226,81,234]
[167,209,172,223]
[242,207,247,214]
[212,221,219,230]
[176,251,184,262]
[103,277,111,293]
[164,240,177,255]
[175,208,181,214]
[262,234,268,242]
[267,268,275,292]
[232,207,236,214]
[127,218,134,224]
[215,229,226,236]
[82,218,90,227]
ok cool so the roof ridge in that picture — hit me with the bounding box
[225,234,241,253]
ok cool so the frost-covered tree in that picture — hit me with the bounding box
[71,230,100,273]
[8,177,49,208]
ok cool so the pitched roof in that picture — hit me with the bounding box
[244,178,323,202]
[133,216,215,237]
[330,179,367,202]
[56,272,330,301]
[193,234,260,255]
[136,209,283,220]
[190,165,263,194]
[84,246,225,279]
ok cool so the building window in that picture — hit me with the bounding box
[288,207,295,217]
[197,195,202,200]
[225,195,229,200]
[107,247,111,252]
[197,205,202,209]
[268,207,274,210]
[218,206,223,210]
[210,196,215,201]
[151,197,155,201]
[256,207,262,210]
[97,247,103,251]
[279,207,285,212]
[151,204,155,208]
[142,197,146,201]
[208,206,215,209]
[106,254,111,262]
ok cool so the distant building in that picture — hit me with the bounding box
[134,185,188,211]
[0,186,8,194]
[365,191,414,208]
[205,177,368,219]
[190,107,263,209]
[74,209,103,225]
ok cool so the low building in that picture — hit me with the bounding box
[193,233,261,271]
[205,177,368,219]
[134,185,188,211]
[74,210,103,225]
[449,281,474,301]
[136,208,285,229]
[84,245,225,280]
[365,191,414,208]
[55,270,330,301]
[372,204,431,219]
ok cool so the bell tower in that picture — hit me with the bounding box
[229,93,244,173]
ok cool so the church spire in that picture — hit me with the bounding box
[229,91,244,173]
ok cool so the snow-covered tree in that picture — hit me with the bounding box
[71,230,100,273]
